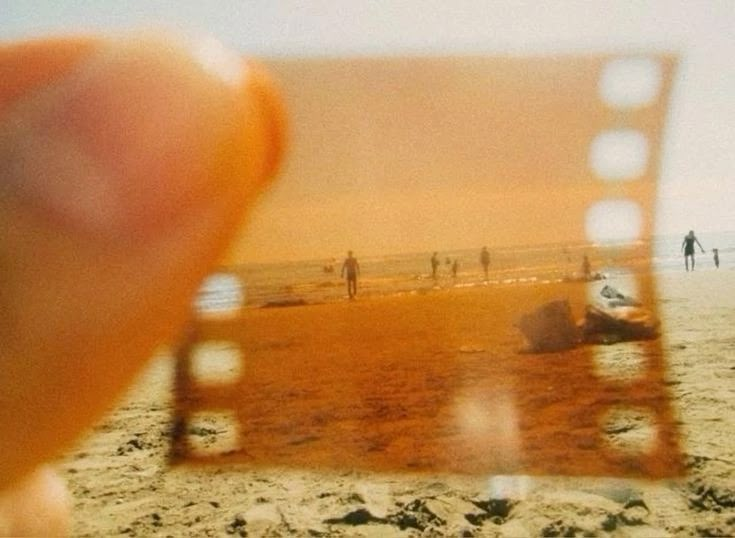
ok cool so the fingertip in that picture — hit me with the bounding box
[0,37,99,111]
[1,34,286,239]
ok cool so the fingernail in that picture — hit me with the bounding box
[0,35,266,239]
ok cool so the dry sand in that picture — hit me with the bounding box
[58,268,735,537]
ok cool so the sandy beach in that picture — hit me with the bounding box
[58,267,734,537]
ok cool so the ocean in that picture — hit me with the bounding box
[195,231,735,311]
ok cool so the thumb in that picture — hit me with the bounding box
[0,35,285,489]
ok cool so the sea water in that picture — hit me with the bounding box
[196,231,735,310]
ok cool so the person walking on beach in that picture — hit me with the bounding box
[713,248,720,269]
[681,230,705,271]
[341,250,360,299]
[430,252,440,279]
[480,246,490,281]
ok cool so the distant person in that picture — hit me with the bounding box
[480,246,490,281]
[452,259,459,278]
[713,248,720,269]
[582,255,591,280]
[323,258,335,273]
[681,230,705,271]
[431,252,440,279]
[341,251,360,299]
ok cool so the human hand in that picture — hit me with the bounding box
[0,34,284,535]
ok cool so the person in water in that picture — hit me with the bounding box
[341,250,360,299]
[452,259,459,278]
[430,252,440,279]
[480,246,490,281]
[323,258,335,273]
[681,230,705,271]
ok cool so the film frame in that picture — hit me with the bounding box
[170,53,684,479]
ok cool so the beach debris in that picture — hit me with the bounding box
[581,286,659,344]
[518,287,659,352]
[580,304,659,344]
[517,300,580,352]
[599,285,641,307]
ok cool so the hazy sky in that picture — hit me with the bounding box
[2,1,734,261]
[230,55,673,262]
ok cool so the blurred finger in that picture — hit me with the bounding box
[0,34,285,489]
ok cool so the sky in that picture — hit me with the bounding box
[2,1,734,262]
[230,55,672,262]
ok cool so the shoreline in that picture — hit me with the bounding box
[210,257,729,312]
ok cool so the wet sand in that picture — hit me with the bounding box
[59,268,735,537]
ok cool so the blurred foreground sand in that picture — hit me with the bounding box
[60,268,735,537]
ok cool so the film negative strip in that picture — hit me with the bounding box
[171,54,683,478]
